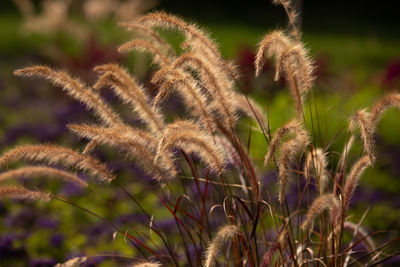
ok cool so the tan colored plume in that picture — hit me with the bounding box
[134,11,237,102]
[264,119,305,166]
[343,155,372,209]
[350,93,400,163]
[0,185,50,202]
[276,125,310,202]
[204,224,238,267]
[118,39,171,67]
[55,256,87,267]
[169,52,237,126]
[119,22,176,58]
[155,120,225,174]
[349,109,375,163]
[370,93,400,125]
[68,124,177,180]
[135,12,222,68]
[131,262,162,267]
[0,144,114,184]
[93,63,165,134]
[255,30,292,77]
[272,0,301,41]
[151,68,217,134]
[14,66,123,127]
[255,31,314,118]
[301,194,341,232]
[0,166,88,188]
[304,148,329,194]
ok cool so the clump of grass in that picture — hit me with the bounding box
[2,1,400,266]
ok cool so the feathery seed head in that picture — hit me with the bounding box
[0,144,114,184]
[370,93,400,125]
[155,120,225,174]
[118,39,171,67]
[0,185,51,202]
[301,194,341,232]
[277,126,310,202]
[343,155,372,209]
[264,119,304,166]
[0,166,88,188]
[204,224,238,267]
[93,63,165,134]
[131,262,162,267]
[68,124,177,180]
[255,30,292,77]
[120,22,176,58]
[304,147,329,194]
[14,66,123,126]
[55,257,87,267]
[349,109,375,163]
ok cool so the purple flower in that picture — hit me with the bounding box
[4,208,35,228]
[50,234,64,247]
[383,58,400,86]
[36,218,58,229]
[0,234,28,261]
[29,257,57,267]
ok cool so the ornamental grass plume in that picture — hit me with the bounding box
[119,22,177,58]
[0,185,51,202]
[132,262,162,267]
[118,39,171,67]
[304,147,329,194]
[255,31,314,118]
[342,155,372,210]
[0,144,114,183]
[2,1,399,266]
[93,63,165,134]
[272,0,301,41]
[150,68,216,133]
[349,109,375,162]
[68,123,177,179]
[154,120,226,174]
[301,194,341,232]
[203,225,238,267]
[350,93,400,163]
[14,66,123,127]
[276,124,310,202]
[263,119,306,166]
[54,257,87,267]
[0,166,88,188]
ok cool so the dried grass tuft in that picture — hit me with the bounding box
[0,166,88,188]
[0,144,114,184]
[93,63,165,134]
[343,155,372,209]
[304,148,329,194]
[277,125,310,202]
[14,66,122,126]
[0,185,50,202]
[155,120,225,174]
[69,124,177,180]
[118,39,171,67]
[55,256,87,267]
[204,224,238,267]
[349,109,375,163]
[301,194,341,232]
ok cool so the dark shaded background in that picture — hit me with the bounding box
[1,0,398,36]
